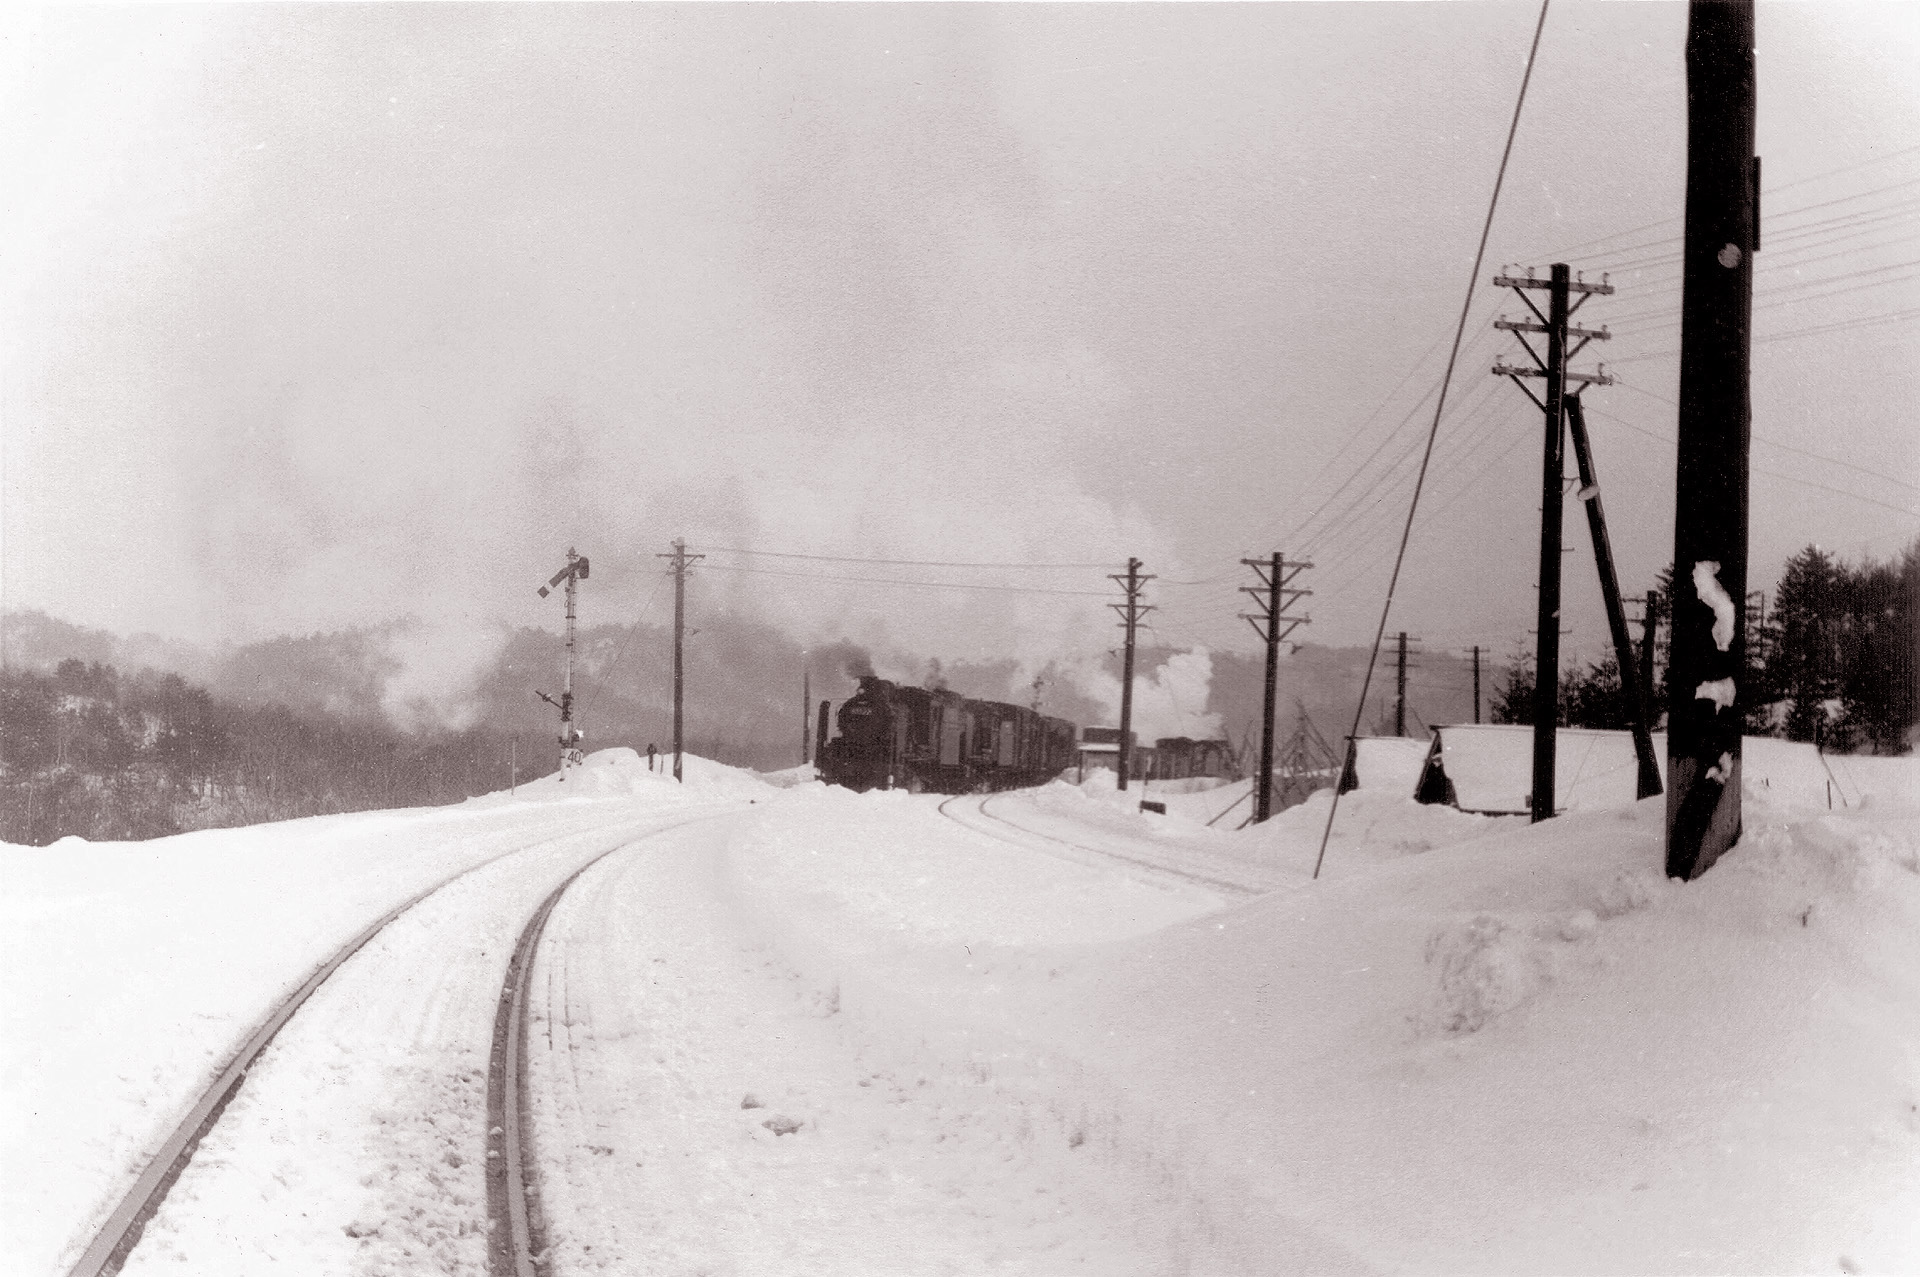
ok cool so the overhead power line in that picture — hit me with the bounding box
[701,546,1111,570]
[1613,380,1920,495]
[1579,403,1920,521]
[700,563,1114,597]
[1552,172,1920,265]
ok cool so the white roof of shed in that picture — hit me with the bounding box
[1426,724,1663,814]
[1340,736,1431,798]
[1421,726,1843,815]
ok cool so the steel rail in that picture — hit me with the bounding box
[65,809,720,1277]
[938,793,1261,898]
[486,809,735,1277]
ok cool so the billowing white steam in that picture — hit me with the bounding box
[1072,647,1224,744]
[379,616,510,732]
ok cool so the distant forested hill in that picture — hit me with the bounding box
[0,657,524,845]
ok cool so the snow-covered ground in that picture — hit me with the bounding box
[4,745,1917,1274]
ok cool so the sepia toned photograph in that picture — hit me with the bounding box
[2,2,1917,1273]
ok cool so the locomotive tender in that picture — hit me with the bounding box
[815,675,1078,794]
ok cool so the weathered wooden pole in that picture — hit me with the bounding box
[1530,264,1571,823]
[1667,0,1756,879]
[1109,558,1153,791]
[1565,396,1663,799]
[1257,554,1281,821]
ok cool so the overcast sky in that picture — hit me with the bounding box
[4,2,1916,682]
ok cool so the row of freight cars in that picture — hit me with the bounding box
[814,675,1236,794]
[815,675,1078,793]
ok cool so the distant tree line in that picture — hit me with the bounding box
[1493,538,1918,754]
[0,659,533,846]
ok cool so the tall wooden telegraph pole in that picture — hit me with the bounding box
[1109,558,1153,791]
[1668,0,1756,879]
[659,538,704,782]
[1493,266,1614,822]
[1240,552,1311,822]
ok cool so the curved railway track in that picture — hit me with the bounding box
[484,816,702,1276]
[68,808,732,1277]
[938,792,1262,898]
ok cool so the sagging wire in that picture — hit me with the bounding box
[1313,0,1552,880]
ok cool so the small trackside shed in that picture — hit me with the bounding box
[1414,726,1856,815]
[1413,724,1671,815]
[1337,736,1432,798]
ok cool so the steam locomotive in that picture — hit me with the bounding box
[815,675,1078,794]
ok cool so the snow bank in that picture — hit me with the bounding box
[724,757,1920,1272]
[754,762,819,789]
[467,746,775,805]
[1038,771,1262,838]
[1033,788,1920,1272]
[1825,752,1920,808]
[1221,785,1516,877]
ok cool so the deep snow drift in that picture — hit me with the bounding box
[3,746,1916,1274]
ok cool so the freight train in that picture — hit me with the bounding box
[815,675,1078,793]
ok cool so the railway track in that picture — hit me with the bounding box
[938,792,1263,898]
[484,815,729,1276]
[68,808,733,1277]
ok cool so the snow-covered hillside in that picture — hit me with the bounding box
[3,747,1915,1274]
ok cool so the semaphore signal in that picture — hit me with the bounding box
[534,548,590,780]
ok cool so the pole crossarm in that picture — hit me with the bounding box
[1495,318,1611,341]
[1492,362,1616,386]
[1493,272,1614,295]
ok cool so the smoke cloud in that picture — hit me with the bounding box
[1066,647,1224,744]
[378,615,512,732]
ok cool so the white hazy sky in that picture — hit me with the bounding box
[4,2,1916,676]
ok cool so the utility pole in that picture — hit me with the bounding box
[1392,632,1422,737]
[1240,552,1312,822]
[801,666,811,766]
[534,548,590,779]
[1495,264,1614,822]
[1668,0,1757,880]
[1472,645,1483,724]
[1109,558,1154,791]
[658,539,704,783]
[1566,396,1663,799]
[1638,590,1662,712]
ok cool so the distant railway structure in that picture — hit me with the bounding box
[533,548,590,779]
[1148,737,1235,783]
[1073,730,1234,786]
